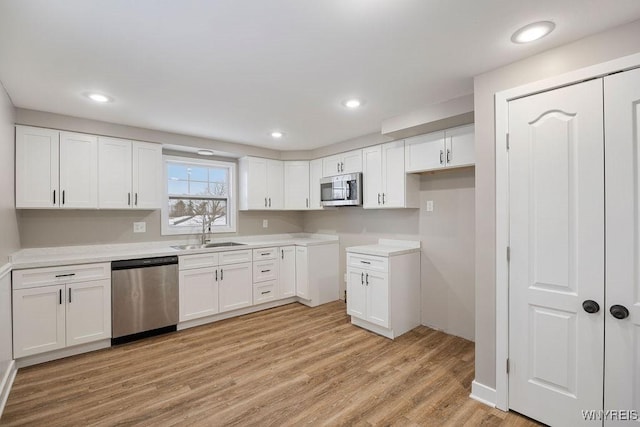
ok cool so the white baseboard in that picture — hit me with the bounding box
[0,360,17,418]
[16,340,111,368]
[470,380,497,408]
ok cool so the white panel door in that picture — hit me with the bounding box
[245,157,268,209]
[404,131,445,173]
[308,159,324,210]
[295,246,309,299]
[362,145,382,208]
[445,124,475,168]
[219,262,252,312]
[13,285,66,358]
[381,141,405,208]
[322,154,342,177]
[66,279,111,346]
[267,159,284,209]
[15,126,59,208]
[284,161,310,210]
[508,79,604,427]
[365,271,389,328]
[179,267,219,321]
[346,268,366,319]
[132,141,162,209]
[59,132,98,208]
[342,149,363,174]
[279,246,296,298]
[603,68,640,424]
[98,137,132,209]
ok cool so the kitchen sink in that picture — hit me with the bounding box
[171,242,246,250]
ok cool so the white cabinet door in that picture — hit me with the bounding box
[266,159,284,209]
[98,137,132,209]
[346,268,366,319]
[404,131,446,173]
[308,159,323,210]
[59,132,98,208]
[13,285,66,358]
[279,246,296,298]
[365,271,389,328]
[284,161,309,210]
[362,145,382,209]
[15,126,60,208]
[322,154,342,177]
[342,149,363,174]
[445,125,475,168]
[132,141,162,209]
[240,157,268,210]
[219,262,252,312]
[381,140,406,208]
[179,267,219,321]
[295,246,309,299]
[66,279,111,346]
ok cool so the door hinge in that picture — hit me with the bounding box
[506,133,510,151]
[506,358,510,374]
[506,246,511,262]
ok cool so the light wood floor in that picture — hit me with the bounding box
[2,301,538,426]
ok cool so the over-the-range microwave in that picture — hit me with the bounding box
[320,172,362,207]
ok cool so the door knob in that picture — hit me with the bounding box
[582,300,600,314]
[610,304,630,320]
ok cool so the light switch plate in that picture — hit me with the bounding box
[262,219,268,228]
[133,222,146,233]
[426,200,434,212]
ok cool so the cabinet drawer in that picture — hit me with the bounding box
[219,250,252,265]
[253,281,277,304]
[13,263,111,290]
[179,253,219,270]
[346,253,388,272]
[253,247,278,261]
[253,260,278,283]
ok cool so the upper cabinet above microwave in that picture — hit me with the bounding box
[321,149,363,177]
[404,124,475,173]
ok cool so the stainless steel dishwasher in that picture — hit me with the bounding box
[111,256,179,345]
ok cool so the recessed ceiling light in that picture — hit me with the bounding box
[271,131,283,138]
[85,92,113,103]
[197,149,214,156]
[511,21,555,44]
[343,99,362,109]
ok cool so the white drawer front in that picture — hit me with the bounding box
[179,253,219,270]
[253,260,278,283]
[346,253,388,272]
[252,247,277,261]
[253,281,277,304]
[219,250,252,265]
[13,263,111,290]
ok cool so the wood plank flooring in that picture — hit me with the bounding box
[1,301,538,426]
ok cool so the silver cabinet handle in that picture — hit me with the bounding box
[265,197,267,207]
[220,269,223,280]
[377,193,380,205]
[281,249,284,259]
[261,252,270,256]
[306,198,309,208]
[382,193,385,204]
[439,150,444,165]
[340,162,344,172]
[269,198,271,207]
[215,269,218,281]
[361,272,364,284]
[360,260,371,265]
[62,190,66,205]
[446,149,451,163]
[261,269,271,273]
[261,290,271,295]
[68,288,72,303]
[55,273,76,278]
[135,193,138,206]
[337,162,340,172]
[128,193,131,206]
[53,190,56,205]
[59,289,62,305]
[366,273,369,285]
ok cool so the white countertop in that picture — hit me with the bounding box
[346,239,421,257]
[10,233,339,269]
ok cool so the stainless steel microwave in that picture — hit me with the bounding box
[320,173,362,207]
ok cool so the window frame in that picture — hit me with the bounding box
[161,155,237,235]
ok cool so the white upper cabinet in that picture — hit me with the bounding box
[308,158,323,210]
[15,126,59,208]
[99,138,162,209]
[239,157,284,210]
[363,141,418,209]
[404,125,474,173]
[284,161,310,210]
[59,132,98,209]
[322,149,362,177]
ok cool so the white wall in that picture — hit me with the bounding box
[473,19,640,389]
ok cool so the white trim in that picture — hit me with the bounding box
[494,51,640,412]
[0,360,16,418]
[15,339,111,368]
[470,380,496,408]
[161,155,237,235]
[0,263,11,281]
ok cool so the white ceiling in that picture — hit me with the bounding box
[1,1,640,151]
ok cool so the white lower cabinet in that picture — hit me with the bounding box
[346,249,419,339]
[179,267,219,322]
[219,262,253,312]
[12,263,111,358]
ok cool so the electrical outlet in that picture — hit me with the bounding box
[262,219,268,228]
[426,200,434,212]
[133,222,146,233]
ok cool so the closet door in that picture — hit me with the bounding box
[508,79,605,426]
[604,68,640,424]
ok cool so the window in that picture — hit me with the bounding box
[161,156,236,235]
